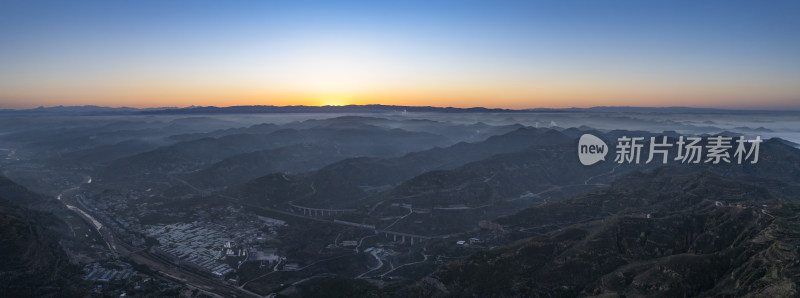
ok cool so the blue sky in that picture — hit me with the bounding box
[1,0,798,109]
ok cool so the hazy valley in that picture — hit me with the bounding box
[1,106,799,297]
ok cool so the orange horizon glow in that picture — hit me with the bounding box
[2,1,799,111]
[2,80,798,110]
[2,90,798,110]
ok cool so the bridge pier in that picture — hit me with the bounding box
[289,203,356,217]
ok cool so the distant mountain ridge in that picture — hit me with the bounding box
[0,105,174,115]
[3,104,795,115]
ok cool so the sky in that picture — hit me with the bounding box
[1,0,799,110]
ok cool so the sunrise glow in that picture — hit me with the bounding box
[1,1,799,110]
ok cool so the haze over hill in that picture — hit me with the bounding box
[1,108,799,296]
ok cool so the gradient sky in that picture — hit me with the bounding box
[1,0,799,109]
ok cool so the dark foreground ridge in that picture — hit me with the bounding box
[0,176,81,296]
[385,169,800,297]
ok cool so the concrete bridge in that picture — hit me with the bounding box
[330,219,430,245]
[376,230,431,245]
[288,202,432,245]
[333,220,376,230]
[288,202,356,217]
